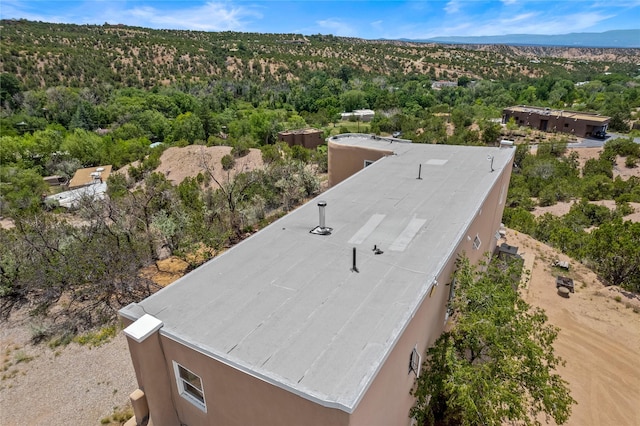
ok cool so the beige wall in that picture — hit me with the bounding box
[122,317,181,425]
[349,154,513,426]
[122,327,351,426]
[278,131,324,149]
[327,141,393,187]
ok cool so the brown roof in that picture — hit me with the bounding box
[278,128,323,136]
[68,165,112,189]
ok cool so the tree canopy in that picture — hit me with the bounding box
[411,256,575,426]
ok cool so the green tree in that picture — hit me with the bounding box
[0,73,21,109]
[479,119,501,145]
[340,90,368,112]
[411,257,575,426]
[585,219,640,292]
[171,112,205,144]
[0,167,48,215]
[60,128,104,166]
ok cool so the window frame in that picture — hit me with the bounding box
[173,361,207,412]
[472,234,481,250]
[409,347,421,377]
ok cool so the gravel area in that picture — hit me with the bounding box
[0,312,137,425]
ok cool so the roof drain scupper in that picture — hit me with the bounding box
[310,200,332,235]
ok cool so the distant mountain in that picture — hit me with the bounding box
[407,30,640,48]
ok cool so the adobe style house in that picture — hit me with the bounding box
[277,128,325,149]
[502,105,609,138]
[120,135,515,426]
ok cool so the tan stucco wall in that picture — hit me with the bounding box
[349,154,513,426]
[327,141,393,187]
[123,328,350,426]
[122,317,181,425]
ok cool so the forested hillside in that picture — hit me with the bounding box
[1,19,639,338]
[2,19,640,89]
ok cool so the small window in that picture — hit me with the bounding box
[445,277,457,322]
[409,347,421,377]
[564,123,569,128]
[472,235,481,250]
[173,361,206,412]
[364,160,374,167]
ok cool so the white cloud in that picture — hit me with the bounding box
[316,18,357,36]
[501,0,518,5]
[444,0,462,14]
[125,2,261,31]
[0,1,261,32]
[464,10,616,36]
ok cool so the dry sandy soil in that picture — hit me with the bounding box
[120,145,265,187]
[531,200,640,222]
[508,229,640,426]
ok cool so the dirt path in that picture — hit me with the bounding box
[508,229,640,426]
[0,314,136,425]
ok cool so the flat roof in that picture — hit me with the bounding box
[278,128,323,135]
[120,140,514,413]
[68,165,112,188]
[504,105,610,123]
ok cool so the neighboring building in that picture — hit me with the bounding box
[120,136,515,426]
[502,105,610,138]
[277,128,325,149]
[341,109,375,122]
[431,80,458,90]
[44,182,107,208]
[43,175,67,186]
[68,165,112,189]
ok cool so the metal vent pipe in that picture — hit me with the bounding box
[318,201,327,229]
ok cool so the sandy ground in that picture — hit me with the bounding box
[567,147,640,180]
[0,311,137,425]
[532,200,640,222]
[151,145,264,187]
[507,229,640,426]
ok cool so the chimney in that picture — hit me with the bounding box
[310,200,332,235]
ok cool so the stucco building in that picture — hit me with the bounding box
[277,128,325,149]
[120,135,515,426]
[502,105,609,138]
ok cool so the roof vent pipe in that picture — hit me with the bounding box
[318,200,327,229]
[417,164,423,180]
[310,200,332,235]
[351,247,359,273]
[487,155,495,173]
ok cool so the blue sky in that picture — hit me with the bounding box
[1,1,639,39]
